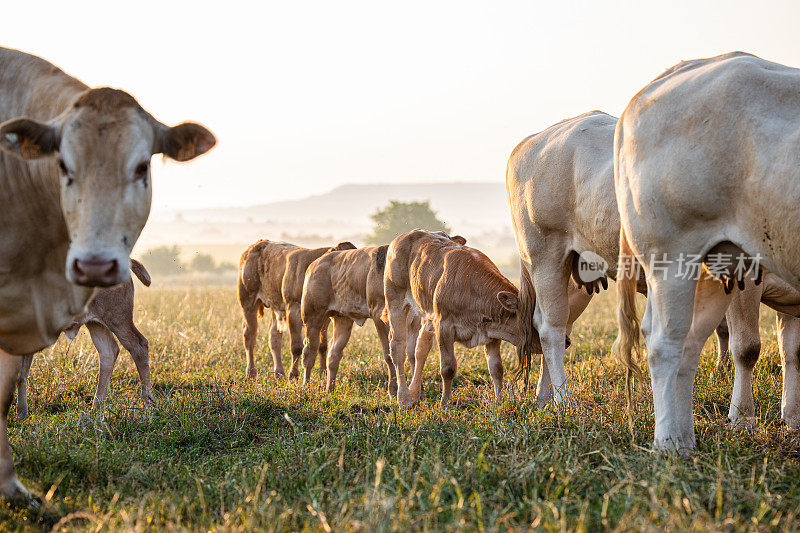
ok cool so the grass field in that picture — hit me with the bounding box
[2,286,800,531]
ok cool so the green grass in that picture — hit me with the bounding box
[2,287,800,531]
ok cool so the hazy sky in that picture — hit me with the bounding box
[3,0,800,213]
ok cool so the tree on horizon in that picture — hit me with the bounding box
[366,200,450,245]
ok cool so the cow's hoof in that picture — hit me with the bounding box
[0,476,31,505]
[245,367,257,380]
[397,389,415,408]
[783,416,800,430]
[288,371,299,381]
[92,397,104,411]
[15,406,28,422]
[727,415,757,430]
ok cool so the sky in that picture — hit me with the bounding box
[2,0,800,214]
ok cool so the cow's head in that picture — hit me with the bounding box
[0,87,215,287]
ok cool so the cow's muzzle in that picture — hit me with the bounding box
[71,257,120,287]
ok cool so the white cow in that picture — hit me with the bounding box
[0,47,215,501]
[614,52,800,453]
[507,111,739,407]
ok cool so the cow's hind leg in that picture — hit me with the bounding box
[530,261,572,405]
[0,351,27,501]
[436,324,457,407]
[301,317,323,387]
[268,311,285,377]
[387,301,411,405]
[406,315,426,400]
[114,322,153,404]
[484,339,503,400]
[724,288,762,428]
[242,300,262,379]
[15,355,33,421]
[644,272,731,454]
[777,313,800,428]
[318,321,329,381]
[87,323,120,410]
[287,305,304,380]
[373,318,396,398]
[326,317,354,392]
[714,317,731,375]
[408,327,434,405]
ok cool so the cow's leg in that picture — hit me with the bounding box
[268,311,285,377]
[318,322,329,381]
[713,317,731,375]
[373,318,396,397]
[436,324,457,407]
[86,323,120,410]
[531,266,572,405]
[15,355,33,421]
[0,351,27,501]
[724,288,762,428]
[484,339,503,400]
[242,301,261,379]
[407,315,427,401]
[408,327,435,404]
[777,313,800,428]
[644,272,730,454]
[535,356,553,407]
[114,322,153,404]
[387,301,411,405]
[301,316,323,386]
[326,317,354,392]
[287,305,304,380]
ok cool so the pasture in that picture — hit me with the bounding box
[2,285,799,531]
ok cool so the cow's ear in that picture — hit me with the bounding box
[497,291,518,311]
[156,122,216,162]
[451,235,466,245]
[0,118,60,159]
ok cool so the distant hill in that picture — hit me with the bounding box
[169,181,511,231]
[138,181,520,271]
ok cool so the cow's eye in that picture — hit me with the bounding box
[134,161,149,181]
[58,159,68,174]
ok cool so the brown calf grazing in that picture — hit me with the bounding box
[300,244,423,394]
[238,239,356,379]
[384,230,521,407]
[0,47,214,501]
[16,260,152,419]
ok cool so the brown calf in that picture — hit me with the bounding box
[385,230,520,407]
[16,260,152,419]
[301,244,422,394]
[238,239,356,379]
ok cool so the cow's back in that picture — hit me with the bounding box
[616,52,800,285]
[283,247,331,305]
[238,240,297,311]
[507,110,619,265]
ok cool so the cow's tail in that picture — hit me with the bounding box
[515,261,536,387]
[130,259,151,287]
[611,227,644,419]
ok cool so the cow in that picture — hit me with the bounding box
[505,110,799,416]
[300,244,424,394]
[238,239,356,380]
[0,47,215,501]
[613,52,800,454]
[16,259,152,420]
[384,230,520,407]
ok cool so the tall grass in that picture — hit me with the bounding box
[2,287,799,531]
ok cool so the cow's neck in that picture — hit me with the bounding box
[0,48,93,354]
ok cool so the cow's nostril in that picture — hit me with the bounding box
[72,257,119,287]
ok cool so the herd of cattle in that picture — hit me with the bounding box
[0,46,798,501]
